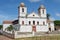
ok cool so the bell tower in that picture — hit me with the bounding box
[18,2,27,24]
[38,5,46,17]
[18,2,27,17]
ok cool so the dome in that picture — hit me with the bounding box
[20,2,25,7]
[40,5,45,9]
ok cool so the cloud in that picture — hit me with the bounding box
[50,17,55,21]
[0,14,17,24]
[56,13,60,17]
[29,0,41,2]
[0,14,9,24]
[0,11,9,19]
[0,15,9,20]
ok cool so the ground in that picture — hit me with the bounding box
[15,35,60,40]
[0,34,60,40]
[0,35,13,40]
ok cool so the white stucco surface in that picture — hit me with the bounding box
[3,24,11,31]
[50,22,54,31]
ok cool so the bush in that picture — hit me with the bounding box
[7,25,13,31]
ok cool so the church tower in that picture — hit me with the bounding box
[18,2,27,17]
[18,2,27,24]
[38,5,46,17]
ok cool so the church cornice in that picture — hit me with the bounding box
[19,24,47,26]
[19,16,47,19]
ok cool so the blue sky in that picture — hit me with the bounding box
[0,0,60,24]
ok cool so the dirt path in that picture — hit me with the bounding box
[0,35,13,40]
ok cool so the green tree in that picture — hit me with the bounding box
[47,13,50,20]
[7,25,13,31]
[54,20,60,26]
[0,25,3,30]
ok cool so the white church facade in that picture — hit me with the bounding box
[2,2,55,38]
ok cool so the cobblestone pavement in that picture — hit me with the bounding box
[0,35,13,40]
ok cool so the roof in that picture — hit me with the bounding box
[47,19,54,23]
[3,21,12,24]
[12,20,18,25]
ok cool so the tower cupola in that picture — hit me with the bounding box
[38,5,46,17]
[20,2,25,7]
[40,5,45,9]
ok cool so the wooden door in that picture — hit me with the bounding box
[32,26,36,32]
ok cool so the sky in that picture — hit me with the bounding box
[0,0,60,24]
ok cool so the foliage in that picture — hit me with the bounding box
[0,25,3,30]
[47,13,50,20]
[6,25,13,31]
[54,20,60,26]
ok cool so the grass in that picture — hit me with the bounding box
[14,35,60,40]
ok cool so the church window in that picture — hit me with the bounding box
[49,28,51,31]
[43,10,44,14]
[37,21,39,25]
[22,8,24,12]
[33,21,35,25]
[33,15,35,16]
[22,21,24,25]
[29,21,31,25]
[43,21,45,25]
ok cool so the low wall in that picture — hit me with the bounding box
[14,31,34,38]
[2,31,14,38]
[2,31,35,38]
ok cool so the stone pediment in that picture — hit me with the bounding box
[27,12,40,18]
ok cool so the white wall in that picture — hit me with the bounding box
[19,17,47,25]
[13,24,49,32]
[20,7,27,14]
[40,9,46,17]
[18,17,48,32]
[50,22,54,31]
[18,7,27,17]
[3,24,11,31]
[20,25,32,32]
[19,25,48,32]
[36,25,48,32]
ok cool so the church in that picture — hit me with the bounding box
[3,2,55,38]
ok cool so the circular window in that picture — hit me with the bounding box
[33,15,35,16]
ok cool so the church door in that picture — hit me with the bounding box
[49,28,51,31]
[32,26,36,32]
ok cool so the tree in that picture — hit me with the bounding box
[54,20,60,26]
[6,25,13,31]
[47,13,50,20]
[0,25,3,30]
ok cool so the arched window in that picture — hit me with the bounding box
[22,21,24,25]
[43,21,45,25]
[29,21,31,25]
[49,28,51,31]
[22,8,24,12]
[33,21,35,25]
[43,10,44,14]
[37,21,39,25]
